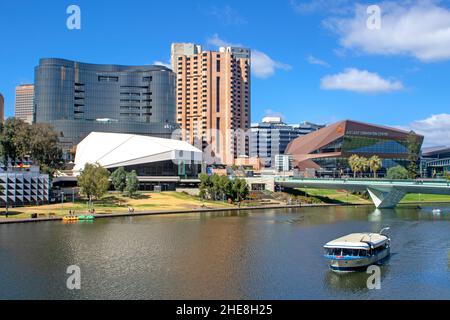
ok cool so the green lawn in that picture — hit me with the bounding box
[401,193,450,203]
[298,188,450,205]
[297,188,371,204]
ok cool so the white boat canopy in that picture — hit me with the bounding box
[324,233,388,250]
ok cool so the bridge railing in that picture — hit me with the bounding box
[276,177,450,186]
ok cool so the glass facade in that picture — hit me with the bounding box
[34,58,177,157]
[250,119,323,167]
[422,147,450,177]
[312,134,421,174]
[121,160,200,178]
[343,136,409,155]
[286,120,424,176]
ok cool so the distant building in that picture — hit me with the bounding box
[0,166,50,207]
[275,154,293,172]
[34,58,178,158]
[172,43,251,166]
[74,132,202,191]
[0,92,4,123]
[285,120,424,177]
[234,156,263,171]
[171,43,202,71]
[15,84,34,124]
[250,117,323,167]
[421,146,450,177]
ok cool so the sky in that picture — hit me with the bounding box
[1,0,450,146]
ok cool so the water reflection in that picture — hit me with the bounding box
[0,204,449,299]
[368,209,383,222]
[324,264,390,294]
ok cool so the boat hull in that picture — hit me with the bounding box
[328,248,390,272]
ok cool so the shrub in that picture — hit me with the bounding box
[387,165,409,180]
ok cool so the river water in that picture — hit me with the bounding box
[0,204,449,300]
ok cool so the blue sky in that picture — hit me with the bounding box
[1,0,450,146]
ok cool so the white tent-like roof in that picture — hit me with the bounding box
[73,132,202,174]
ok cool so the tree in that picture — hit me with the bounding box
[232,178,249,202]
[199,173,212,199]
[360,157,369,177]
[77,163,110,202]
[29,123,63,174]
[348,155,360,178]
[199,173,247,203]
[387,165,409,180]
[0,118,62,174]
[368,155,382,178]
[111,167,127,192]
[125,170,139,197]
[0,118,30,166]
[406,131,421,179]
[211,174,221,200]
[348,155,368,178]
[218,174,232,201]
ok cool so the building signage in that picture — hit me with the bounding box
[346,130,389,137]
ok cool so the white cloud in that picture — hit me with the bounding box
[252,51,291,79]
[327,1,450,62]
[399,114,450,147]
[307,55,330,67]
[153,60,172,69]
[320,68,404,93]
[206,34,291,79]
[263,109,285,120]
[207,34,235,48]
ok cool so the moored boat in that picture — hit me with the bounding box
[78,215,95,220]
[62,215,79,222]
[323,228,391,272]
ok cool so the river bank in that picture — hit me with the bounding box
[2,189,450,225]
[0,202,349,224]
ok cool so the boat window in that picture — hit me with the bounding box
[342,249,352,256]
[359,250,367,257]
[331,248,342,256]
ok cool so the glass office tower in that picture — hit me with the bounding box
[250,117,324,167]
[34,58,177,158]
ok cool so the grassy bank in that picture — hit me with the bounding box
[296,188,370,204]
[3,188,450,220]
[0,192,235,220]
[297,188,450,204]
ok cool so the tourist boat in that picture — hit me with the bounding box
[323,228,391,272]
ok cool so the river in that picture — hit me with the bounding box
[0,204,449,299]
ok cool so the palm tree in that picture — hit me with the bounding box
[348,155,361,178]
[360,157,369,178]
[368,155,382,179]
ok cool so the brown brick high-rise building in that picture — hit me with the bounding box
[172,43,251,165]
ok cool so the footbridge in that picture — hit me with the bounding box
[276,178,450,208]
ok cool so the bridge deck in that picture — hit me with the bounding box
[276,178,450,195]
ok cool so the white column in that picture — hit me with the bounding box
[367,187,406,209]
